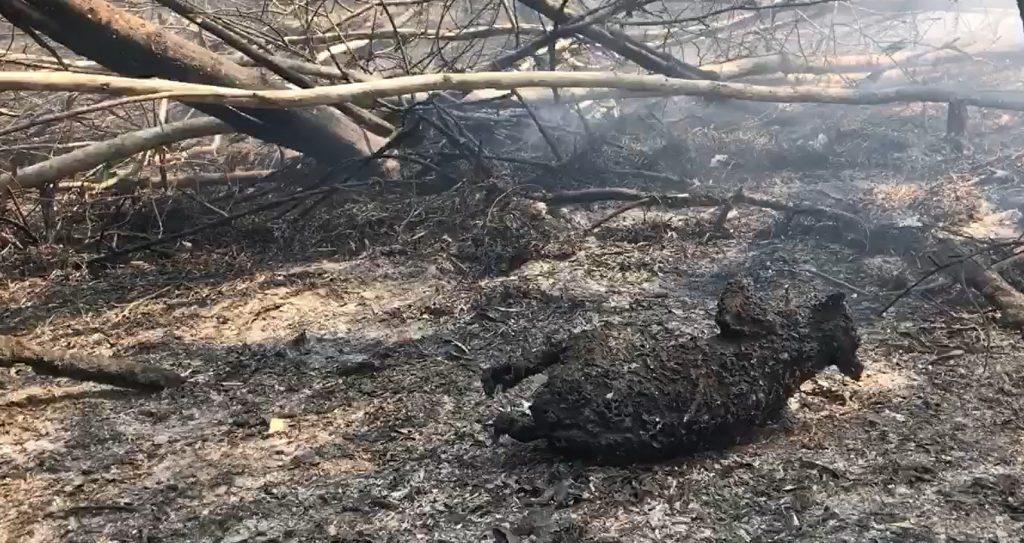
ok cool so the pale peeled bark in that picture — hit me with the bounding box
[0,117,233,191]
[1,70,1024,112]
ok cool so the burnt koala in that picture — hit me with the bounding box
[484,279,862,465]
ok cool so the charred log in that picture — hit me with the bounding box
[929,238,1024,329]
[487,280,862,465]
[0,335,184,391]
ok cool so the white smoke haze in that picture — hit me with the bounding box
[474,0,1024,161]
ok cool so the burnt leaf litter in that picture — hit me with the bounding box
[4,100,1024,542]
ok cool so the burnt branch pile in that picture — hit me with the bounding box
[485,279,862,465]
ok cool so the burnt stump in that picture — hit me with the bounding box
[484,279,863,465]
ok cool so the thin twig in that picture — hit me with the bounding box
[0,92,179,138]
[0,216,39,244]
[785,266,874,298]
[510,89,563,162]
[88,185,333,264]
[588,196,654,230]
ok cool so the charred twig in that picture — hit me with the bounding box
[0,92,178,138]
[0,216,39,244]
[420,103,493,176]
[60,170,274,192]
[544,189,864,235]
[1,8,69,71]
[785,266,874,298]
[516,0,718,80]
[379,2,412,75]
[3,186,35,243]
[618,0,839,27]
[545,187,648,206]
[711,201,734,232]
[88,185,333,265]
[39,183,55,243]
[588,196,654,230]
[511,89,563,162]
[712,189,743,233]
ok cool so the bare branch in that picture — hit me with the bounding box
[2,70,1024,113]
[0,117,233,191]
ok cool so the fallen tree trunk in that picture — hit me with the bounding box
[0,335,185,391]
[0,117,233,191]
[7,70,1024,113]
[929,238,1024,329]
[0,0,392,175]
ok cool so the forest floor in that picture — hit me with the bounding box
[4,96,1024,542]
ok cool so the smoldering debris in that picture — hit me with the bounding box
[485,279,862,465]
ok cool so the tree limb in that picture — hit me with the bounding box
[516,0,718,80]
[58,170,274,191]
[151,0,393,137]
[928,238,1024,329]
[542,188,863,232]
[0,117,233,191]
[6,0,390,172]
[3,70,1024,113]
[0,92,180,138]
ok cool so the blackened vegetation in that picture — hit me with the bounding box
[485,280,863,465]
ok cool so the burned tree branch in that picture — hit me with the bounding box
[6,71,1024,114]
[542,188,864,232]
[929,239,1024,329]
[151,0,393,137]
[0,335,184,391]
[544,187,648,205]
[3,0,391,174]
[0,117,234,191]
[516,0,718,80]
[0,92,180,138]
[59,170,275,192]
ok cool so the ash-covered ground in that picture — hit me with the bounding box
[4,95,1024,542]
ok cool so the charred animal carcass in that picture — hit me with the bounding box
[483,279,862,464]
